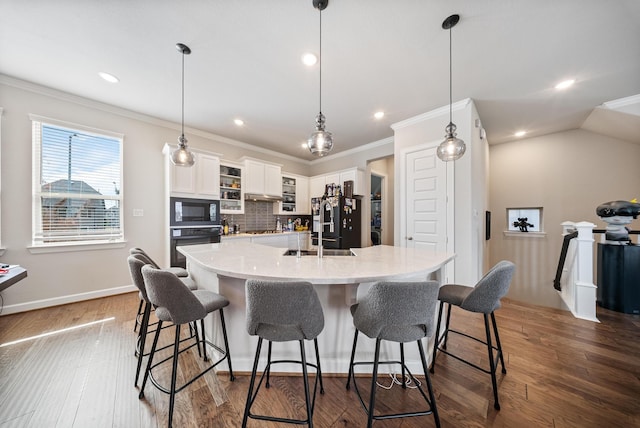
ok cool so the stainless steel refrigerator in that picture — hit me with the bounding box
[311,196,362,249]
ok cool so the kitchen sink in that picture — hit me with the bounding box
[282,249,355,257]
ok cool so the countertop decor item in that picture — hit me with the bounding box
[307,0,333,157]
[437,14,466,162]
[170,43,195,167]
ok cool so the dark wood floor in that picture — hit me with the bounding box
[1,291,639,427]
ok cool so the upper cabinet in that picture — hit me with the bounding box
[277,173,310,215]
[243,158,282,196]
[309,167,364,197]
[166,146,221,199]
[220,162,244,213]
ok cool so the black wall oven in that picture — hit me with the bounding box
[170,197,220,227]
[170,227,221,268]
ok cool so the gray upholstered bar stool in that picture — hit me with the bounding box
[138,264,234,428]
[430,260,515,410]
[127,254,203,387]
[129,247,195,333]
[346,281,441,428]
[242,280,324,428]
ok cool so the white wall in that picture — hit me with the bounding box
[392,99,488,285]
[489,129,640,308]
[0,78,312,313]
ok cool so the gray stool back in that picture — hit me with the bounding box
[242,280,325,427]
[128,248,190,334]
[431,260,515,411]
[138,265,233,428]
[347,280,441,428]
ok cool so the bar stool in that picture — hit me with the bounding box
[138,265,234,428]
[430,260,515,410]
[242,279,324,428]
[127,255,203,387]
[129,247,195,333]
[346,280,441,428]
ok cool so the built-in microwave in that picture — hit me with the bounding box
[170,197,220,227]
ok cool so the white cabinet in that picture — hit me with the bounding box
[309,168,364,197]
[310,175,326,198]
[167,147,220,199]
[244,159,282,196]
[197,154,221,197]
[277,174,310,215]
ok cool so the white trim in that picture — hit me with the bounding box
[602,94,640,110]
[503,231,547,238]
[2,74,309,166]
[28,113,124,139]
[3,74,397,167]
[390,99,471,131]
[0,284,136,315]
[28,240,127,254]
[309,136,394,165]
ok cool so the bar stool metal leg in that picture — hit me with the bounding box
[484,314,500,410]
[346,330,359,390]
[491,312,507,374]
[367,339,382,428]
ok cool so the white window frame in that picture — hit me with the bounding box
[504,207,546,238]
[30,114,125,251]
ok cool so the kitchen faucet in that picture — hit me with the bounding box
[317,199,335,258]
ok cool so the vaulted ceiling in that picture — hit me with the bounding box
[1,0,639,161]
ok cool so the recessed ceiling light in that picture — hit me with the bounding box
[301,53,317,66]
[234,118,244,126]
[301,142,308,148]
[98,72,119,83]
[374,111,385,120]
[514,130,527,137]
[555,79,575,90]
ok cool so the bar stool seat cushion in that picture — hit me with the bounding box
[437,284,472,306]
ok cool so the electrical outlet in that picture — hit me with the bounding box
[133,209,144,217]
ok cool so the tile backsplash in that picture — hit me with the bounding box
[222,201,311,232]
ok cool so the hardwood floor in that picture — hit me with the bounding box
[1,292,639,427]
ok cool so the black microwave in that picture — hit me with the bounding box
[170,197,220,227]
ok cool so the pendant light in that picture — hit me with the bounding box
[307,0,333,157]
[437,14,466,162]
[170,43,195,167]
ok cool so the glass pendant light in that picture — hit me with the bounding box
[170,43,195,167]
[437,14,466,162]
[307,0,333,157]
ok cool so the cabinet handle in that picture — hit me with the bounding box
[407,236,413,240]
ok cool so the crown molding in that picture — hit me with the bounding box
[390,98,471,131]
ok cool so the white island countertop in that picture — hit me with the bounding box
[179,241,454,284]
[179,241,455,374]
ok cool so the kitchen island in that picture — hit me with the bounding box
[179,241,454,374]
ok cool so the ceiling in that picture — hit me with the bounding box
[1,0,639,161]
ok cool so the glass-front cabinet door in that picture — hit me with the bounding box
[220,163,244,213]
[282,176,296,213]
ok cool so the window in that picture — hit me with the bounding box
[507,207,542,232]
[31,115,123,246]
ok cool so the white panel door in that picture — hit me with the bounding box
[405,146,448,253]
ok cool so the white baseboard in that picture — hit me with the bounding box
[1,285,137,315]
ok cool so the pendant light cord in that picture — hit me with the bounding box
[319,5,323,115]
[448,24,452,125]
[181,49,185,139]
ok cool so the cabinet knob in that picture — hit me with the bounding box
[407,236,413,240]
